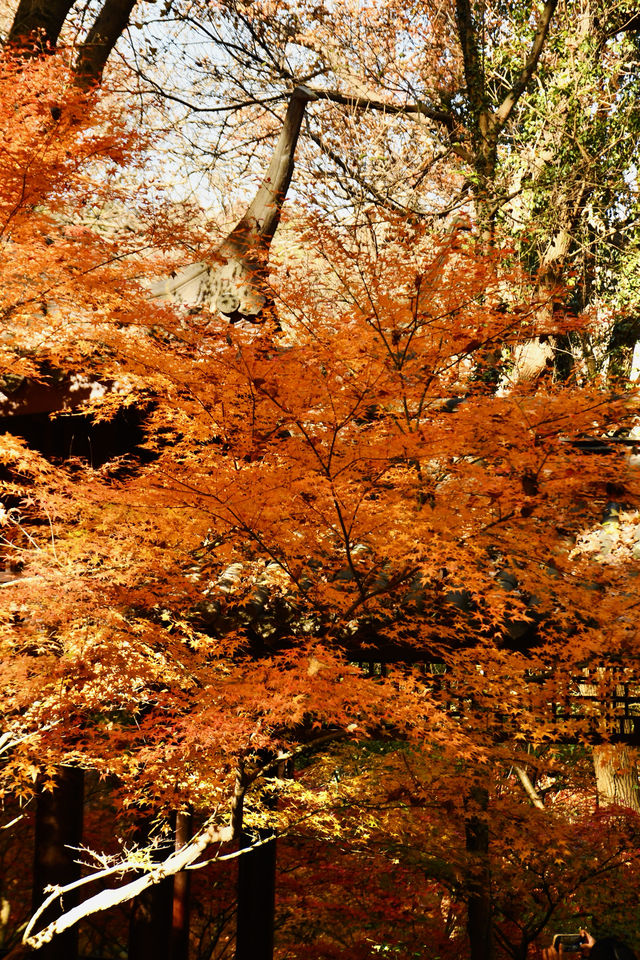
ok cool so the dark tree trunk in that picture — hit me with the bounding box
[31,766,84,960]
[235,828,277,960]
[464,782,495,960]
[74,0,138,89]
[169,811,192,960]
[1,943,34,960]
[128,819,174,960]
[6,0,136,90]
[6,0,75,52]
[128,880,174,960]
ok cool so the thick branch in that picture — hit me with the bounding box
[455,0,484,119]
[73,0,138,88]
[234,84,318,247]
[152,86,317,317]
[23,820,232,948]
[493,0,558,129]
[304,85,456,131]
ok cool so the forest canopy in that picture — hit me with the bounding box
[0,2,640,959]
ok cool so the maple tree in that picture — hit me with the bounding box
[1,3,640,960]
[4,199,640,956]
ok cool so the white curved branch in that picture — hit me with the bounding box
[24,816,235,949]
[24,767,250,951]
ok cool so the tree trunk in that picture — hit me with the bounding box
[74,0,138,89]
[6,0,75,52]
[128,819,174,960]
[6,0,136,90]
[152,86,316,321]
[593,744,640,812]
[464,782,495,960]
[169,811,192,960]
[128,880,174,960]
[235,828,277,960]
[31,767,84,960]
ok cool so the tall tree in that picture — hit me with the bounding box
[7,208,640,956]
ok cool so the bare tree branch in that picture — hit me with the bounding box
[305,126,421,218]
[303,85,456,131]
[494,0,559,129]
[604,11,640,39]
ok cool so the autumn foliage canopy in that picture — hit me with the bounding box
[1,4,640,957]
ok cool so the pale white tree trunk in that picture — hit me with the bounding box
[151,86,317,321]
[593,744,640,812]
